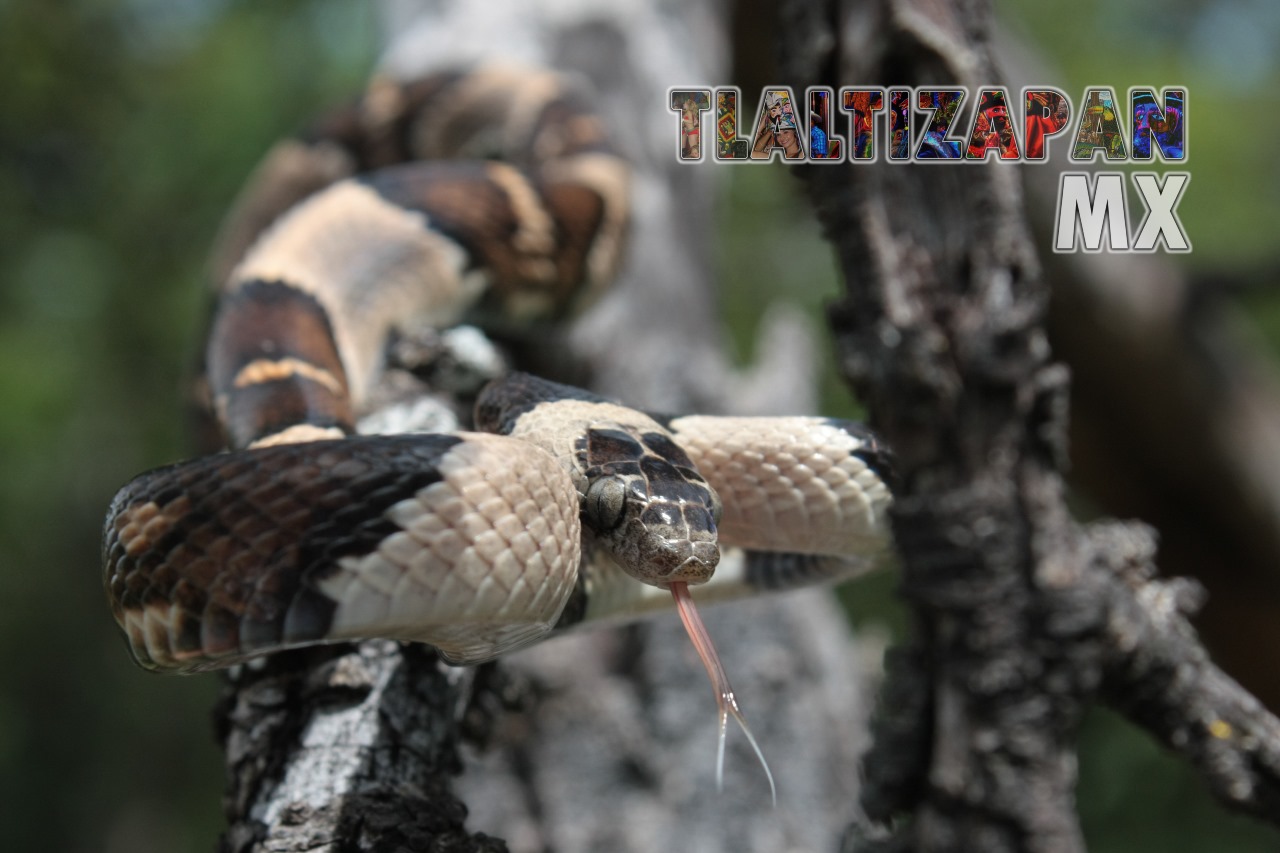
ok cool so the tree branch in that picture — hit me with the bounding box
[217,643,506,851]
[1089,523,1280,822]
[777,0,1280,850]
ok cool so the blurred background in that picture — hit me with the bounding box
[2,0,1278,850]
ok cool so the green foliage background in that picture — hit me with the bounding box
[0,1,1276,850]
[0,3,375,849]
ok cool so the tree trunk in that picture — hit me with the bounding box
[777,1,1280,850]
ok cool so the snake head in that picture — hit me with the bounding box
[475,373,723,586]
[579,427,722,587]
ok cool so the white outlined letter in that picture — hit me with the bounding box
[1054,173,1129,252]
[1132,173,1191,251]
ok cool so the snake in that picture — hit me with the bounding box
[100,65,895,794]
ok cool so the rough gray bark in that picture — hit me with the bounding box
[985,22,1280,713]
[777,0,1280,851]
[217,643,507,852]
[216,2,876,851]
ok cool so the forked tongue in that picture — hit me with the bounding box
[669,581,777,805]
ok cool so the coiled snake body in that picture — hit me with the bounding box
[102,68,894,732]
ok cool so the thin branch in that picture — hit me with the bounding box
[1088,523,1280,822]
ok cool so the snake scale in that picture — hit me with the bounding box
[100,66,895,788]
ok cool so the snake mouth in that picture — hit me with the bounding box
[611,526,719,588]
[656,542,719,586]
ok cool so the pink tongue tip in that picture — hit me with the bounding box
[668,581,777,806]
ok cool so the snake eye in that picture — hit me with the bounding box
[584,476,628,532]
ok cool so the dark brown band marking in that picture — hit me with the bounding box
[360,163,533,289]
[307,71,619,167]
[104,434,464,671]
[221,377,353,450]
[208,278,353,447]
[540,181,606,300]
[474,371,613,435]
[358,161,601,318]
[822,417,898,490]
[302,73,468,170]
